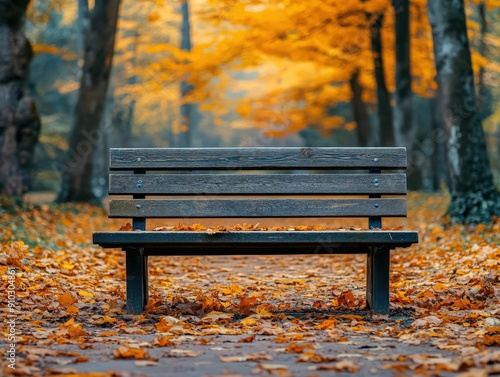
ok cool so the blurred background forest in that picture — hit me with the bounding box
[1,0,499,215]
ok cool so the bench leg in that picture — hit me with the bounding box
[366,246,390,315]
[125,248,148,314]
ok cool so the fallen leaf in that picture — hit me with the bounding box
[113,346,149,360]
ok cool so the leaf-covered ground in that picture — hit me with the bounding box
[0,193,499,376]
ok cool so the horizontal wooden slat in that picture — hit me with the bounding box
[110,147,407,170]
[109,199,406,218]
[93,230,419,250]
[109,174,407,195]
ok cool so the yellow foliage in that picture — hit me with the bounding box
[32,44,60,55]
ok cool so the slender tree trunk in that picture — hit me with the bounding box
[56,0,120,203]
[177,0,193,147]
[477,2,490,120]
[393,0,423,189]
[428,0,500,224]
[393,0,412,143]
[77,0,90,51]
[371,14,395,147]
[349,71,370,147]
[430,96,447,191]
[0,0,41,197]
[122,31,139,148]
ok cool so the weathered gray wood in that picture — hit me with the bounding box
[369,169,382,229]
[93,230,419,248]
[110,147,407,170]
[109,198,407,218]
[109,173,407,195]
[133,169,146,231]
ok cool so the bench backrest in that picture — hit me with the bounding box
[108,147,408,231]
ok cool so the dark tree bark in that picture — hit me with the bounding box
[393,0,412,142]
[56,0,120,203]
[477,2,491,120]
[392,0,423,189]
[177,0,193,147]
[428,0,500,224]
[0,0,41,196]
[349,70,370,147]
[371,14,395,147]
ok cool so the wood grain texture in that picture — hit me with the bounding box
[109,198,406,218]
[93,230,419,249]
[109,173,407,195]
[110,147,407,170]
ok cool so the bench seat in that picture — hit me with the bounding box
[93,230,418,252]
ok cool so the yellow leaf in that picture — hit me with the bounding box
[255,304,273,318]
[79,290,94,298]
[221,283,244,296]
[241,317,259,326]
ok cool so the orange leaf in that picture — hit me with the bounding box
[114,346,149,359]
[58,292,77,307]
[157,335,175,346]
[316,319,336,330]
[119,223,132,231]
[285,343,314,353]
[67,305,79,315]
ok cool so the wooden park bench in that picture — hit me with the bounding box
[93,147,418,315]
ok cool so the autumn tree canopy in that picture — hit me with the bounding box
[1,0,496,224]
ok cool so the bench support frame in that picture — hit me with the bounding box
[366,246,390,314]
[126,247,148,314]
[122,245,393,315]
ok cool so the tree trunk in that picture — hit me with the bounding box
[349,70,370,147]
[56,0,120,203]
[428,0,500,224]
[0,0,41,197]
[477,2,490,120]
[393,0,412,143]
[178,0,193,147]
[371,14,395,147]
[77,0,90,51]
[392,0,423,189]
